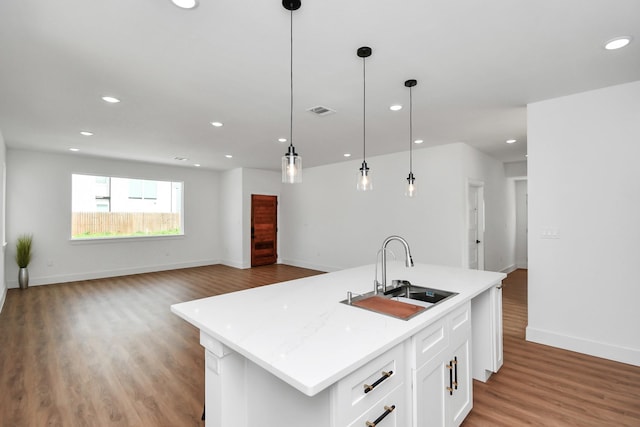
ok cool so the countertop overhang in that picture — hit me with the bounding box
[171,262,506,396]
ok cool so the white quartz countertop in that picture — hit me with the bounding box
[171,262,506,396]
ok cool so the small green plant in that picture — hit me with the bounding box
[15,234,33,268]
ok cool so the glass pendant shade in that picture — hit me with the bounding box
[357,161,372,191]
[282,146,302,183]
[405,172,417,197]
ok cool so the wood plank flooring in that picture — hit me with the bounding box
[462,269,640,427]
[0,265,323,427]
[1,266,638,426]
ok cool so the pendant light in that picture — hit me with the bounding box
[356,46,373,191]
[405,79,417,197]
[281,0,302,183]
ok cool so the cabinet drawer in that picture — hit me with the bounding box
[449,301,471,347]
[413,316,448,369]
[347,384,406,427]
[333,344,405,425]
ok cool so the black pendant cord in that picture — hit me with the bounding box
[409,85,413,174]
[289,8,294,151]
[362,55,366,162]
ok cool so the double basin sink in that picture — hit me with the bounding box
[341,280,458,320]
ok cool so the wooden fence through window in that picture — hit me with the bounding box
[72,212,181,237]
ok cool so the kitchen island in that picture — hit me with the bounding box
[171,262,506,427]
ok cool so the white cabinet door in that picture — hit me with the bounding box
[448,339,472,427]
[414,338,472,427]
[414,356,447,427]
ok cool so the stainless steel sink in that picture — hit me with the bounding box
[341,281,458,320]
[383,281,458,305]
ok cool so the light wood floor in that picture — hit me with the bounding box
[1,266,638,426]
[462,269,640,426]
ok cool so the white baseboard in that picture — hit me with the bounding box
[220,259,249,269]
[500,264,517,274]
[526,326,640,367]
[280,258,335,273]
[6,259,220,288]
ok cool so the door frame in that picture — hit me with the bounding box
[466,179,485,270]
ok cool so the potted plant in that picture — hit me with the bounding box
[15,234,33,289]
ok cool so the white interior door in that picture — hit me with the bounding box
[467,181,485,270]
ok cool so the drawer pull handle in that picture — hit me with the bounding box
[446,362,453,395]
[453,356,458,390]
[364,370,393,394]
[365,404,395,426]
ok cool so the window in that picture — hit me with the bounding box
[71,174,183,239]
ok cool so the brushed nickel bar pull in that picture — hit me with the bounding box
[363,370,393,394]
[365,404,396,426]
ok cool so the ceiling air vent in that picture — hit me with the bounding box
[307,105,336,116]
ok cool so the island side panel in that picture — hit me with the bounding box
[470,283,504,382]
[201,333,248,427]
[201,331,330,427]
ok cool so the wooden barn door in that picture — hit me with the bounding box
[251,194,278,267]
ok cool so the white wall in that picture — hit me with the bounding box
[460,144,515,273]
[5,149,221,287]
[220,168,244,268]
[280,142,513,273]
[504,161,527,178]
[0,130,6,310]
[218,168,282,269]
[527,80,640,366]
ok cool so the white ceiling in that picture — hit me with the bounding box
[1,0,639,171]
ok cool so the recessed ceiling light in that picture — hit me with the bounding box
[414,139,424,144]
[171,0,198,9]
[225,154,233,158]
[194,163,201,167]
[278,138,287,143]
[343,153,351,157]
[390,104,403,111]
[101,96,120,103]
[80,131,93,136]
[604,36,632,50]
[506,139,517,144]
[69,148,80,152]
[210,121,223,127]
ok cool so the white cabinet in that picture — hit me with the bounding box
[412,302,472,427]
[332,344,408,426]
[197,285,501,427]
